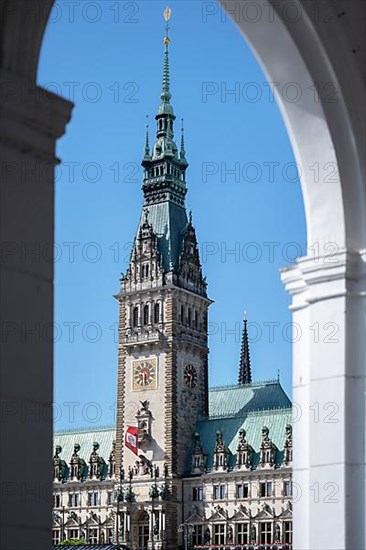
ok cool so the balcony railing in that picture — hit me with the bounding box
[122,329,164,346]
[192,545,292,550]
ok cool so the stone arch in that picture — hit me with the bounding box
[0,1,364,550]
[218,2,365,550]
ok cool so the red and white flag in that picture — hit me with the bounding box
[125,426,138,455]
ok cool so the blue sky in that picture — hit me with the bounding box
[38,0,306,430]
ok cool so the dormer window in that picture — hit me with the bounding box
[142,264,149,279]
[213,431,229,471]
[259,426,277,468]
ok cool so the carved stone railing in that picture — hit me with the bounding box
[122,329,164,346]
[192,545,292,550]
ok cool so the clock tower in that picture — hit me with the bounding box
[114,9,211,548]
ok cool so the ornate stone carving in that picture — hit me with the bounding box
[213,430,230,470]
[135,400,152,448]
[108,441,116,478]
[236,428,253,470]
[69,443,86,481]
[53,445,67,482]
[89,442,106,480]
[283,423,293,465]
[191,432,206,473]
[259,426,277,468]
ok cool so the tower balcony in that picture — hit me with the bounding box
[178,326,208,349]
[122,327,165,347]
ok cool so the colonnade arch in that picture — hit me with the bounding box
[0,1,364,549]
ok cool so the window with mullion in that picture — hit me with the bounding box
[260,522,272,544]
[213,524,225,544]
[236,523,249,544]
[192,525,204,545]
[284,521,293,543]
[88,527,98,544]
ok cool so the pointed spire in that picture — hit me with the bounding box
[161,7,172,105]
[144,115,151,160]
[238,311,252,385]
[180,118,187,162]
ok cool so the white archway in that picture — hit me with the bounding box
[0,1,364,549]
[219,1,365,549]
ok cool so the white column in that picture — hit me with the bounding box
[282,250,366,550]
[0,67,72,550]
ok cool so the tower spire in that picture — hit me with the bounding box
[139,6,190,272]
[161,6,172,105]
[238,311,252,385]
[144,115,151,160]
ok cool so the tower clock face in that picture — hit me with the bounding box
[132,359,157,390]
[184,364,198,389]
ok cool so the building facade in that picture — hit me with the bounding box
[53,12,293,550]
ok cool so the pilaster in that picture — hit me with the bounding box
[0,68,73,550]
[281,249,366,550]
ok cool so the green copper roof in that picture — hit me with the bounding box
[137,201,188,271]
[208,380,291,417]
[53,425,115,465]
[196,407,291,470]
[53,384,291,473]
[188,381,292,471]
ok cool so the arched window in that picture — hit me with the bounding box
[180,305,184,324]
[154,303,160,324]
[143,304,149,325]
[187,308,192,326]
[132,306,139,327]
[195,310,199,329]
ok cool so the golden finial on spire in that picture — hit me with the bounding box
[163,6,171,45]
[164,6,172,21]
